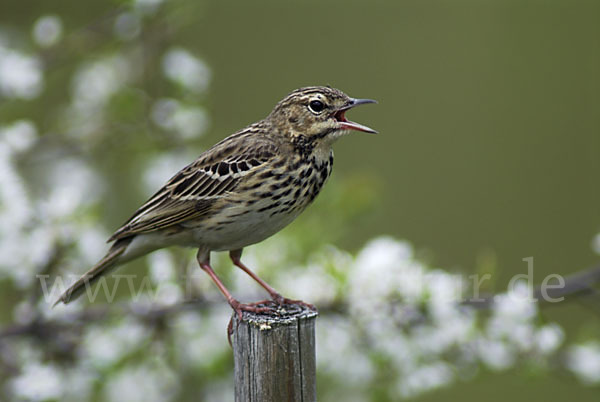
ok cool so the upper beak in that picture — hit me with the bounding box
[335,98,378,134]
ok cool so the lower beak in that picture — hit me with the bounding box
[336,98,378,134]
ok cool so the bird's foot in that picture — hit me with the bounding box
[229,299,275,321]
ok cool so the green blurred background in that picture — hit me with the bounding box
[2,0,599,400]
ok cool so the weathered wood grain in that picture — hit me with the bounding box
[232,303,318,402]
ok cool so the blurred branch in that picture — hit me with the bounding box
[464,263,600,309]
[0,297,347,341]
[2,263,599,344]
[0,298,210,340]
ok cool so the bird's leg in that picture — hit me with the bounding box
[196,250,273,321]
[229,249,316,311]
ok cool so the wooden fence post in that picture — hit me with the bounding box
[231,303,318,402]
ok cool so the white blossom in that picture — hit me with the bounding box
[477,339,515,370]
[162,48,210,94]
[172,308,230,369]
[399,362,454,398]
[71,55,131,112]
[151,98,210,139]
[149,250,177,285]
[10,362,63,401]
[82,320,148,369]
[567,342,600,384]
[535,324,564,354]
[0,45,43,99]
[32,15,63,47]
[0,120,38,152]
[103,362,178,402]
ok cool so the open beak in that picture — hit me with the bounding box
[334,98,378,134]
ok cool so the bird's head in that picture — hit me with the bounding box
[268,86,377,144]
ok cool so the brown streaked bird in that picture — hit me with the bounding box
[55,86,377,319]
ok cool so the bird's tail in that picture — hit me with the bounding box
[53,238,132,306]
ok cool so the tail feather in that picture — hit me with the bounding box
[53,238,132,306]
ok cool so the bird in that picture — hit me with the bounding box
[55,86,377,320]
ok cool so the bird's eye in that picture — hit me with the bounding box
[308,100,325,114]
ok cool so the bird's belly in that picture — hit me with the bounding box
[190,204,302,251]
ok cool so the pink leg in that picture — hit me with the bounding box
[229,249,316,311]
[196,250,273,321]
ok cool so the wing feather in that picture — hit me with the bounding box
[108,126,278,242]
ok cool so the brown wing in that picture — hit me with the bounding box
[108,125,278,242]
